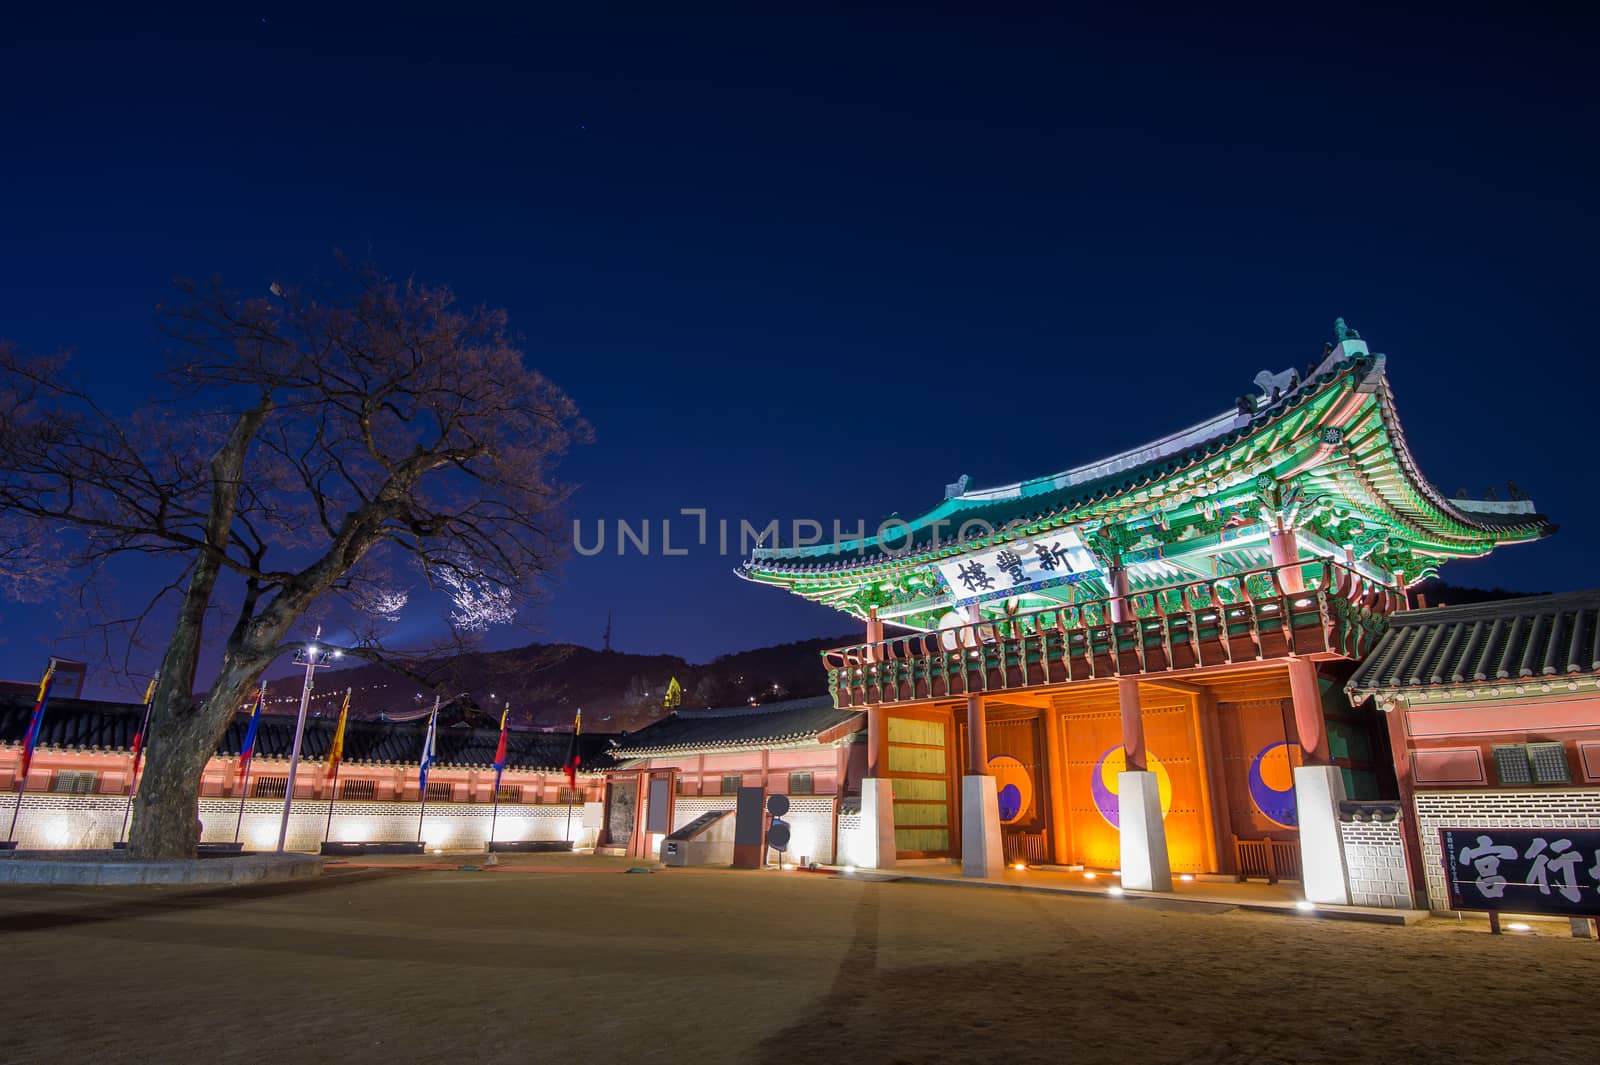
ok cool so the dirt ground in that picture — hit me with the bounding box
[0,854,1594,1065]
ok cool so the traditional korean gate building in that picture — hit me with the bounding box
[739,324,1552,902]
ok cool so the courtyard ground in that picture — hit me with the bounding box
[0,853,1593,1065]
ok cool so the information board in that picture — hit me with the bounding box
[1441,827,1600,917]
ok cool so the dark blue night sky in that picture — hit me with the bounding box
[2,10,1596,693]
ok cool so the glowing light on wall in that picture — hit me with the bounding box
[1248,742,1302,828]
[1089,746,1173,828]
[987,755,1033,825]
[788,824,816,862]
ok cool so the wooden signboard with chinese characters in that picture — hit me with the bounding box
[1441,827,1600,918]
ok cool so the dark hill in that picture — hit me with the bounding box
[258,633,858,732]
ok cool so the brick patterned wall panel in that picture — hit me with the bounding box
[1337,819,1411,909]
[671,796,736,833]
[2,792,842,863]
[0,795,603,853]
[1413,789,1600,912]
[0,795,130,850]
[782,798,837,865]
[835,812,865,868]
[670,795,837,864]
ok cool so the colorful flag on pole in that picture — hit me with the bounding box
[563,708,582,791]
[491,706,510,791]
[326,689,351,772]
[417,700,439,793]
[128,674,158,777]
[237,685,266,778]
[16,664,58,782]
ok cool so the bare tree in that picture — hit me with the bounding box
[0,265,586,858]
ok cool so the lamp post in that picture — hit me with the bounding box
[276,627,339,852]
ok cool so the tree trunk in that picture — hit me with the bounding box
[126,399,271,860]
[128,657,269,859]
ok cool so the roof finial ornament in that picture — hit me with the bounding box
[944,474,970,500]
[1253,367,1300,403]
[1334,317,1361,343]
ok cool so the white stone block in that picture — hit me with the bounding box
[859,777,898,871]
[961,775,1004,879]
[1295,764,1351,905]
[1118,770,1172,892]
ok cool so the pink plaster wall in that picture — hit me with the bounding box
[1406,696,1600,740]
[0,745,605,805]
[1411,747,1488,786]
[1579,742,1600,783]
[639,745,842,795]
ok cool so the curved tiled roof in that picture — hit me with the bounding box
[1347,589,1600,696]
[742,343,1552,583]
[745,350,1373,576]
[0,693,616,773]
[610,696,863,758]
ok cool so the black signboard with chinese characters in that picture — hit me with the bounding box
[1441,827,1600,917]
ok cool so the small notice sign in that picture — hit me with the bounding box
[1441,827,1600,917]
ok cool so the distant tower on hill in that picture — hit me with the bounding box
[603,611,613,652]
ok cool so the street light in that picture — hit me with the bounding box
[276,626,340,852]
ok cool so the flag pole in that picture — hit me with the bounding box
[232,758,253,844]
[5,770,23,837]
[416,694,440,846]
[564,707,582,845]
[489,702,509,850]
[489,775,501,849]
[120,673,159,843]
[322,688,351,846]
[8,665,57,845]
[322,761,341,843]
[233,683,267,845]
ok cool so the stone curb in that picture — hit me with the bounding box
[0,852,324,886]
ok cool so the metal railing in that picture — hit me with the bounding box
[823,560,1399,708]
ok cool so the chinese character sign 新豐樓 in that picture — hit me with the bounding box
[936,529,1100,602]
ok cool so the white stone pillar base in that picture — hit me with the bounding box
[961,775,1005,878]
[1294,764,1351,905]
[1118,770,1172,892]
[859,777,898,871]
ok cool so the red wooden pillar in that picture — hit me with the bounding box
[1270,526,1303,593]
[866,707,886,778]
[1382,697,1429,908]
[1108,563,1147,770]
[1287,657,1328,765]
[965,695,987,774]
[1119,679,1146,771]
[1108,562,1130,623]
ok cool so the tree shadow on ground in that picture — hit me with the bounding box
[0,867,403,937]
